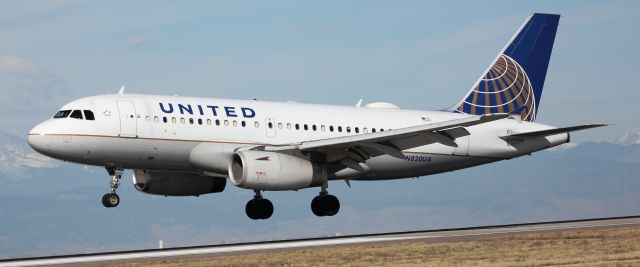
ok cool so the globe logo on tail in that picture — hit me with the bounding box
[457,54,537,122]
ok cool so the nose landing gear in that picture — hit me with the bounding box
[102,167,123,208]
[245,190,273,220]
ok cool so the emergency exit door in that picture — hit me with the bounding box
[265,118,276,138]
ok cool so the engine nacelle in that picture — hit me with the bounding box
[132,170,226,196]
[188,142,234,174]
[229,150,326,190]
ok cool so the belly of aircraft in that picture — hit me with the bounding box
[40,135,198,171]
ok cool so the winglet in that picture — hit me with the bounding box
[118,85,125,95]
[355,99,363,107]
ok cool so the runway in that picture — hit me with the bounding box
[2,215,640,267]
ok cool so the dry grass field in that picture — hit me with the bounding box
[107,226,640,267]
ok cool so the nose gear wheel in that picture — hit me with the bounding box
[102,167,123,208]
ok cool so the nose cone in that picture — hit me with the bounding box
[27,134,52,154]
[28,122,53,154]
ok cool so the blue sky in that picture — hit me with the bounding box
[1,1,638,142]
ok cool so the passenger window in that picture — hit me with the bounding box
[216,119,221,126]
[163,117,168,123]
[364,128,368,133]
[287,123,292,130]
[241,121,246,127]
[207,119,211,125]
[233,120,238,127]
[303,124,308,131]
[54,110,72,118]
[180,118,185,124]
[329,126,334,132]
[154,116,159,123]
[70,110,83,120]
[372,128,376,133]
[254,121,259,128]
[198,118,203,125]
[321,125,326,132]
[312,125,317,131]
[346,126,351,133]
[172,117,176,124]
[189,118,194,124]
[145,116,150,121]
[355,127,359,133]
[224,120,229,126]
[278,123,283,129]
[268,122,273,129]
[338,126,342,132]
[295,124,300,130]
[84,110,95,120]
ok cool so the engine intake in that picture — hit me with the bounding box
[229,150,326,190]
[132,170,226,196]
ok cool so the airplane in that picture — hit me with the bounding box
[28,13,604,220]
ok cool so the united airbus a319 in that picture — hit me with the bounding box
[28,13,604,220]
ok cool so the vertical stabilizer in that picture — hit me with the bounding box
[454,13,560,121]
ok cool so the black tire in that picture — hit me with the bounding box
[245,199,260,220]
[106,193,120,208]
[311,196,325,217]
[259,199,274,219]
[323,195,340,216]
[101,194,110,207]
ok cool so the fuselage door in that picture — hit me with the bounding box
[453,135,469,156]
[266,118,276,138]
[117,100,138,138]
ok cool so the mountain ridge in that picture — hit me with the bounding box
[616,128,640,146]
[0,131,57,180]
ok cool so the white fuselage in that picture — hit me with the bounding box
[27,94,568,182]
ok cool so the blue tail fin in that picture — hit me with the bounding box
[454,13,560,122]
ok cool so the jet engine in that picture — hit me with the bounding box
[229,150,326,190]
[132,170,226,196]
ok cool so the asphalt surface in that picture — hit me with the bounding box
[2,216,640,267]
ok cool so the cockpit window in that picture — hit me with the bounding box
[53,110,72,118]
[84,110,95,120]
[70,110,83,120]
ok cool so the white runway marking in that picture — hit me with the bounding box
[2,217,639,267]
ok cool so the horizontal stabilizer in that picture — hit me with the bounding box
[501,124,607,139]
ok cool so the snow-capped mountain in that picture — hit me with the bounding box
[616,128,640,146]
[0,131,58,180]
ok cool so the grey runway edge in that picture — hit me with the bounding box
[2,215,640,267]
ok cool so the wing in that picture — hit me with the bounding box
[266,114,509,170]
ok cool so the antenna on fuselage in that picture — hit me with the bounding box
[118,85,125,95]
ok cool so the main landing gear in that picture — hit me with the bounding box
[102,167,123,208]
[311,183,340,217]
[245,190,274,220]
[244,183,340,220]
